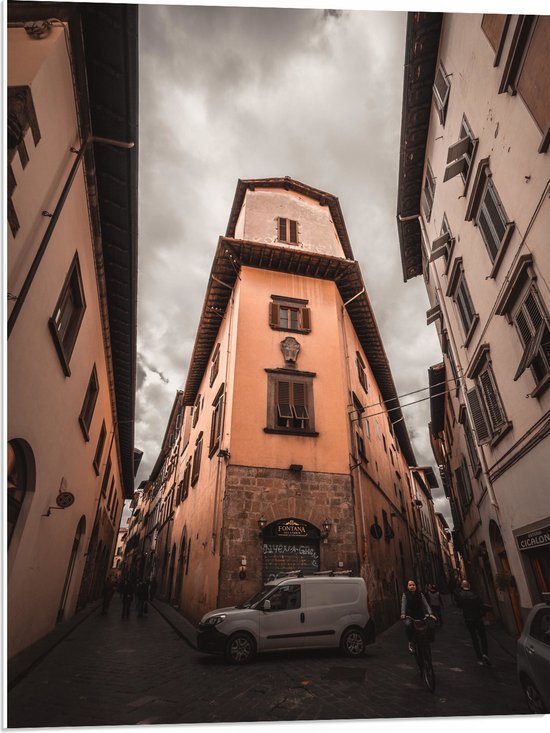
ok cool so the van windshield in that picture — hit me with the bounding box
[237,585,274,609]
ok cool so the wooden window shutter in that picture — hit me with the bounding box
[278,217,287,242]
[466,386,491,444]
[426,303,442,326]
[289,219,297,243]
[277,381,293,419]
[269,302,280,327]
[443,156,467,182]
[447,136,471,164]
[430,232,450,261]
[301,308,311,331]
[478,369,505,430]
[292,382,309,419]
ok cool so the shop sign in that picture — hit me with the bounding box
[516,525,550,551]
[276,519,307,537]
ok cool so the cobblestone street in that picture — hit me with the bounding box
[7,593,539,729]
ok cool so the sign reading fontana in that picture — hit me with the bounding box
[277,520,307,537]
[516,525,550,551]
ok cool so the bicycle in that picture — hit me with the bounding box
[403,615,437,693]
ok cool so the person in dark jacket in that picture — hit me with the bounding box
[426,584,443,626]
[120,578,134,619]
[400,579,433,652]
[456,580,490,665]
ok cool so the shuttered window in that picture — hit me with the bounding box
[356,352,368,393]
[209,386,225,456]
[192,394,201,428]
[269,297,311,333]
[444,118,477,185]
[180,461,191,501]
[79,365,99,440]
[422,163,436,221]
[466,360,508,446]
[455,457,473,509]
[451,269,477,338]
[209,343,220,387]
[49,254,86,376]
[278,217,298,244]
[512,286,550,384]
[433,63,451,125]
[266,372,316,435]
[191,433,203,486]
[478,179,509,261]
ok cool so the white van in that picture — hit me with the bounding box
[197,573,376,664]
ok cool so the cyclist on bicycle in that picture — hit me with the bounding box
[400,579,434,652]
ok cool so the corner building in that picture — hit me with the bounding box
[167,178,426,630]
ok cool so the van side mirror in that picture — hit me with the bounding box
[262,599,271,611]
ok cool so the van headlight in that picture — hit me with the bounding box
[204,614,226,626]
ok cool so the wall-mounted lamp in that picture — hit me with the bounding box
[289,464,303,473]
[414,499,423,508]
[258,516,266,536]
[218,448,230,460]
[239,556,247,580]
[321,517,333,539]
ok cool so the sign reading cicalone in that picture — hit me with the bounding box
[276,519,308,537]
[516,525,550,551]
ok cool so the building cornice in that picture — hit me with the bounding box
[396,12,443,282]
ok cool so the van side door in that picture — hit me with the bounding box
[258,582,306,651]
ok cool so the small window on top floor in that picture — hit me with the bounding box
[356,352,368,393]
[277,217,298,244]
[49,254,86,376]
[269,295,311,333]
[210,343,220,387]
[433,63,451,125]
[79,365,99,441]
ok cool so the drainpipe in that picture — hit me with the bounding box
[8,135,134,338]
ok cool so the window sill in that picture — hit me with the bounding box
[490,421,513,448]
[264,427,319,437]
[270,325,311,335]
[530,373,550,399]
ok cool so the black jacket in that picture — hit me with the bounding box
[456,589,484,620]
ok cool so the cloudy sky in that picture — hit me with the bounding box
[134,4,448,519]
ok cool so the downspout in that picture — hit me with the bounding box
[7,135,134,338]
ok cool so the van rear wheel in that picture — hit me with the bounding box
[225,632,256,665]
[341,627,366,658]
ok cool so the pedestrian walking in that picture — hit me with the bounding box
[426,584,443,627]
[101,574,117,614]
[121,578,134,619]
[400,579,433,653]
[136,579,149,617]
[456,579,490,665]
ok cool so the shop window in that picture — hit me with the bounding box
[49,254,86,376]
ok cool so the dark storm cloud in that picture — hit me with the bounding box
[135,5,449,521]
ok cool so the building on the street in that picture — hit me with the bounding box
[7,2,138,658]
[409,466,445,590]
[397,11,550,633]
[126,176,449,632]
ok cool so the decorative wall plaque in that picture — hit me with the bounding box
[280,336,300,366]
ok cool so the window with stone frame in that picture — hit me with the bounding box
[454,456,473,510]
[269,295,311,333]
[466,160,515,276]
[447,258,478,344]
[49,254,86,376]
[277,217,298,244]
[466,347,510,446]
[433,63,451,125]
[511,284,550,388]
[265,370,317,435]
[93,421,107,475]
[181,460,191,501]
[443,116,478,188]
[79,365,99,440]
[209,384,225,457]
[209,343,220,387]
[356,351,368,393]
[192,393,201,428]
[458,404,481,477]
[191,432,203,486]
[422,162,436,221]
[429,213,455,267]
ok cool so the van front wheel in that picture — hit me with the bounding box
[341,627,366,658]
[225,632,256,665]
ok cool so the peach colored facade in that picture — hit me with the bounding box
[125,178,445,633]
[397,13,550,633]
[7,6,137,659]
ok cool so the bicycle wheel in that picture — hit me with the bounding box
[422,644,436,693]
